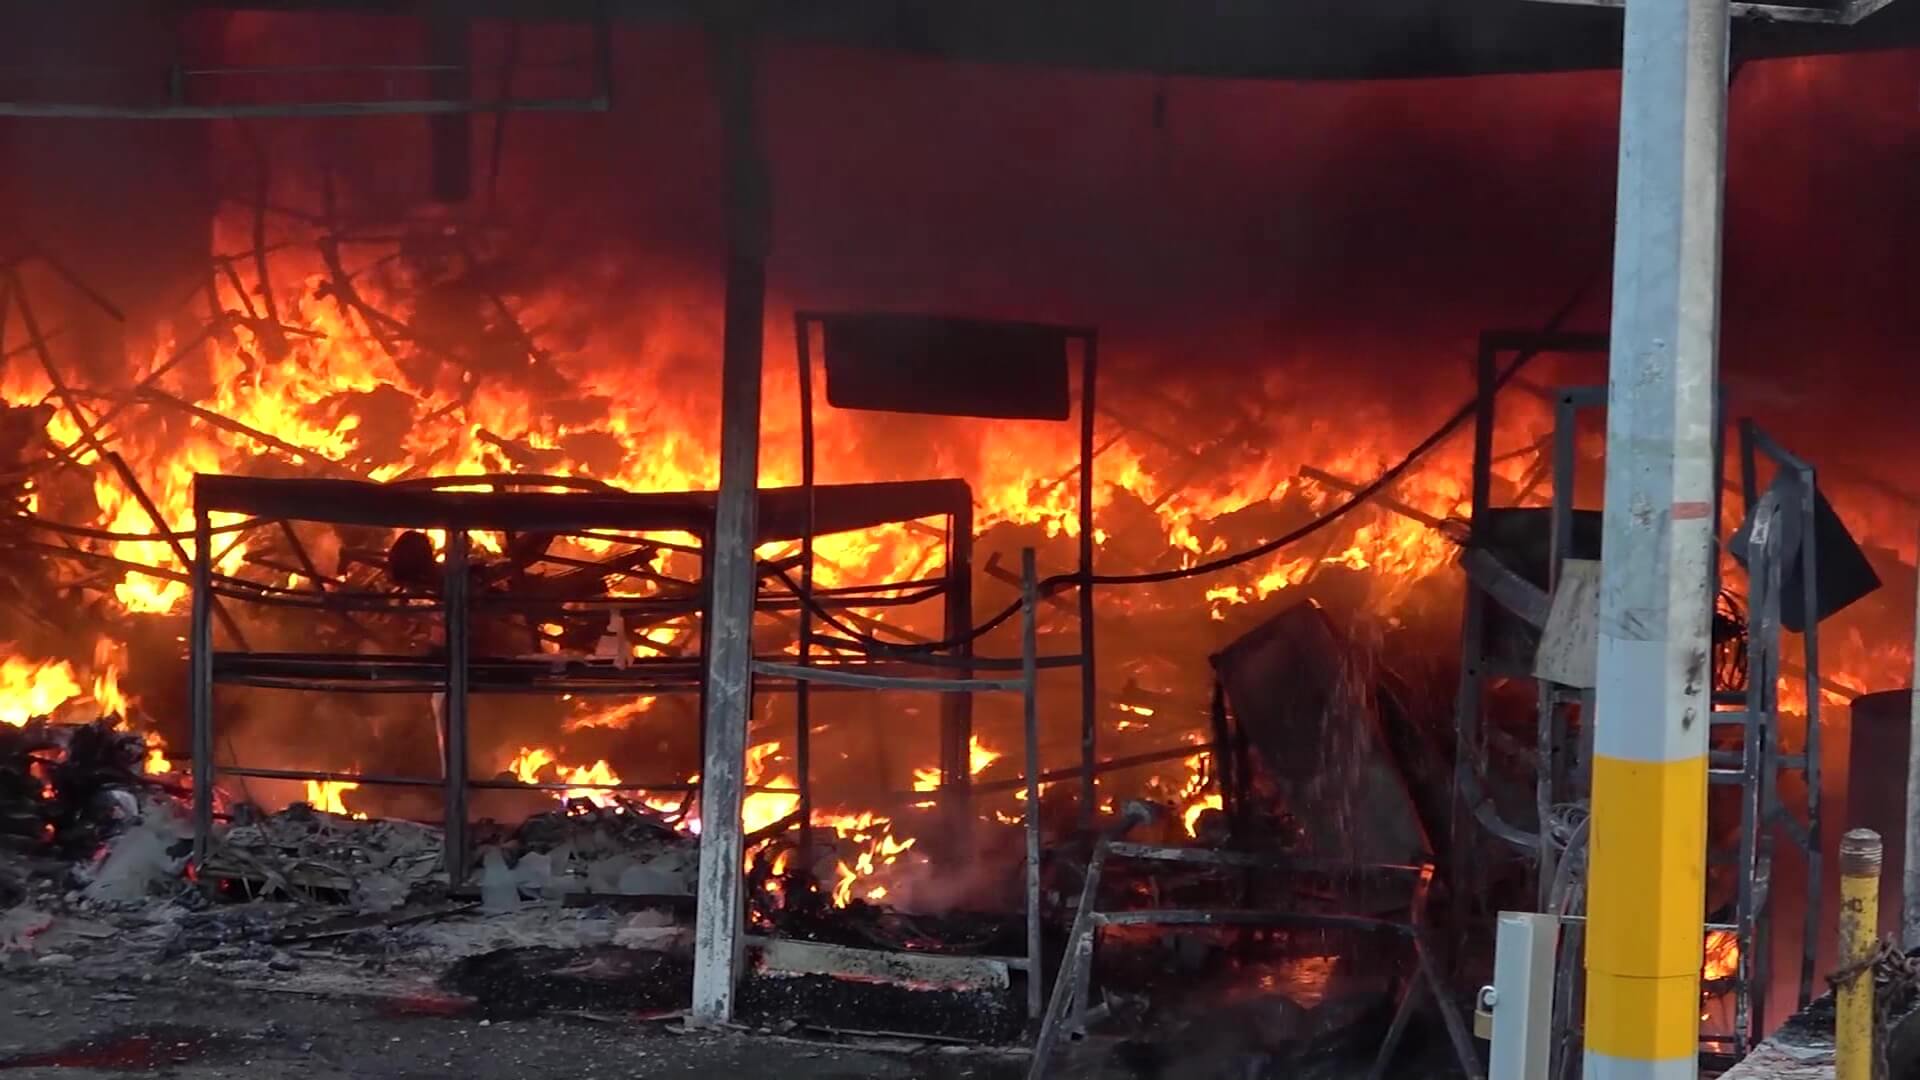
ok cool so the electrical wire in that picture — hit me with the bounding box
[786,275,1601,656]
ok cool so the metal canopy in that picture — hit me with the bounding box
[157,0,1920,81]
[1525,0,1893,24]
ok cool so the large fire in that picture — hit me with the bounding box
[0,187,1912,913]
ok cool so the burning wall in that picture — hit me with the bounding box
[0,16,1918,931]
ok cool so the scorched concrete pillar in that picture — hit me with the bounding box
[691,23,769,1027]
[1583,0,1729,1077]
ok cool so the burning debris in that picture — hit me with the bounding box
[1,718,160,859]
[0,92,1907,1078]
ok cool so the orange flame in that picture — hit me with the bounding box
[1704,930,1739,982]
[0,656,82,727]
[305,778,362,818]
[141,732,173,775]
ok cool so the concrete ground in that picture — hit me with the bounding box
[0,964,1022,1080]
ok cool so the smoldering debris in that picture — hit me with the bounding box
[442,945,692,1020]
[204,805,444,910]
[469,802,701,912]
[82,808,190,904]
[1,719,156,858]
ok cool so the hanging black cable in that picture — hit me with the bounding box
[785,274,1600,656]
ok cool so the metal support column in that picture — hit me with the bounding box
[795,318,818,872]
[1077,338,1099,826]
[1584,0,1729,1075]
[1020,548,1044,1019]
[691,23,769,1028]
[190,508,214,861]
[443,529,470,883]
[941,502,976,842]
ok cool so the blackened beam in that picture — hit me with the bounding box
[0,97,609,119]
[1462,546,1552,629]
[751,659,1025,693]
[1103,841,1432,877]
[984,550,1074,610]
[1297,465,1455,534]
[193,473,970,541]
[139,388,361,477]
[964,742,1211,796]
[1089,909,1417,936]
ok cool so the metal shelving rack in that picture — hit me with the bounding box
[755,548,1059,1019]
[187,471,977,883]
[792,312,1106,831]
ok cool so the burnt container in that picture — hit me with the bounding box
[1847,688,1913,939]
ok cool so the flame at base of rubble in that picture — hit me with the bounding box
[305,778,365,819]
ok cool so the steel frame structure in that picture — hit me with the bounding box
[1024,829,1483,1080]
[1457,334,1828,1062]
[187,471,975,885]
[792,312,1105,830]
[1452,330,1611,889]
[0,18,612,119]
[754,547,1056,1019]
[1719,420,1828,1048]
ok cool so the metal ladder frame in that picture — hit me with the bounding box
[1460,346,1827,1059]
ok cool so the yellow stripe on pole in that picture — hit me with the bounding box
[1585,751,1707,1068]
[1585,970,1705,1061]
[1586,753,1709,976]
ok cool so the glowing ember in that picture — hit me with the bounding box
[560,759,624,808]
[305,778,363,818]
[89,637,129,719]
[507,747,557,785]
[1183,793,1224,837]
[913,736,999,792]
[505,747,628,809]
[1703,930,1739,982]
[141,733,173,775]
[968,735,1001,776]
[742,741,801,834]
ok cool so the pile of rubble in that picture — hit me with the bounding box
[205,808,443,911]
[471,803,699,912]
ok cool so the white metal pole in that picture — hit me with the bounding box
[1583,0,1729,1075]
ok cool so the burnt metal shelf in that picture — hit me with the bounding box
[217,652,1025,696]
[1026,827,1481,1080]
[188,472,977,889]
[769,547,1054,1022]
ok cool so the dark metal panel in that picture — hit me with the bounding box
[817,314,1072,421]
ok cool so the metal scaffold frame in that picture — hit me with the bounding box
[186,471,978,885]
[1718,420,1828,1049]
[792,311,1105,830]
[1457,333,1831,1064]
[755,547,1056,1018]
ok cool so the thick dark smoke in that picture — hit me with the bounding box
[6,13,1918,456]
